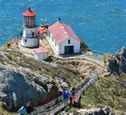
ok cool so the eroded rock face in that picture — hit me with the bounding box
[0,67,47,111]
[108,47,126,74]
[80,107,112,115]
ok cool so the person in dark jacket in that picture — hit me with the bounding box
[26,102,34,114]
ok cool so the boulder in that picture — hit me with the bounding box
[108,47,126,74]
[0,67,48,111]
[80,39,91,53]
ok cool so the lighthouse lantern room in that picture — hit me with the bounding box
[21,7,39,48]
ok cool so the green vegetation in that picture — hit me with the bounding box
[0,47,103,114]
[0,103,15,115]
[0,49,81,85]
[0,48,83,114]
[81,75,126,111]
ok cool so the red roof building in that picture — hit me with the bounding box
[37,27,48,34]
[48,22,80,44]
[48,22,81,55]
[34,48,49,60]
[23,7,36,17]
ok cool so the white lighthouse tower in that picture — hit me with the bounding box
[21,7,39,48]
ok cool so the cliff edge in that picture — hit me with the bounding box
[0,46,101,113]
[108,47,126,74]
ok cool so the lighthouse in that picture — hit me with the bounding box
[21,7,39,48]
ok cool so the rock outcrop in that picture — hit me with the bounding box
[80,39,91,52]
[108,47,126,74]
[0,66,48,111]
[0,49,81,112]
[76,107,112,115]
[0,45,102,113]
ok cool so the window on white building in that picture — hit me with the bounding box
[24,39,27,42]
[32,32,35,37]
[52,37,54,42]
[68,39,70,44]
[48,32,50,37]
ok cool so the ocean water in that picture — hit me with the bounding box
[0,0,126,54]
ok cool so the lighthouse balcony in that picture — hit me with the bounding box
[26,35,38,38]
[24,24,37,28]
[22,34,38,39]
[24,32,38,38]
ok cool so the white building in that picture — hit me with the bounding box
[21,7,39,48]
[34,48,49,61]
[48,22,81,55]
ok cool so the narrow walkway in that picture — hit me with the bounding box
[53,53,104,67]
[39,38,54,55]
[28,53,105,115]
[29,72,104,115]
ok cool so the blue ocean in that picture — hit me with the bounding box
[0,0,126,54]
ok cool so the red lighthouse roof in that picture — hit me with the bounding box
[23,7,36,17]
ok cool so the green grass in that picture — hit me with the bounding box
[81,75,126,111]
[0,48,83,114]
[0,49,81,85]
[0,104,15,115]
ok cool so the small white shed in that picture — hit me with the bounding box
[34,48,49,61]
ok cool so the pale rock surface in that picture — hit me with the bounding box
[0,67,47,110]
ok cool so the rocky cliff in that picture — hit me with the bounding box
[0,66,47,111]
[108,47,126,74]
[0,49,78,112]
[0,45,102,113]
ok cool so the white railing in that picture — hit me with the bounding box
[53,54,104,67]
[48,99,70,115]
[76,72,103,99]
[29,95,63,115]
